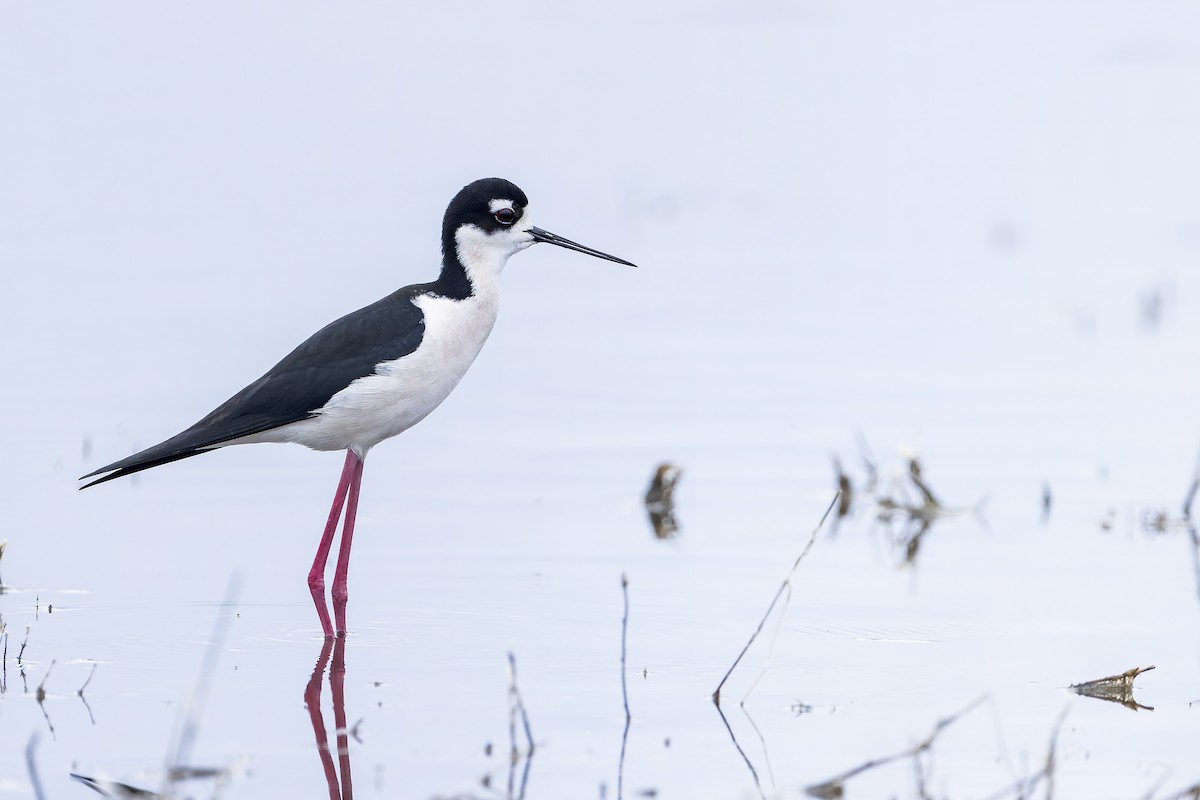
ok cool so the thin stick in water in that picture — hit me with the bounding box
[713,493,839,705]
[26,732,46,800]
[618,574,631,800]
[166,574,241,786]
[506,651,534,800]
[713,701,766,800]
[18,623,30,666]
[78,662,98,695]
[807,695,987,797]
[36,660,56,738]
[77,662,98,725]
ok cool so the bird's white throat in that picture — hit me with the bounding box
[453,219,535,285]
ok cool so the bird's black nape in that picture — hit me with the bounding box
[437,177,531,299]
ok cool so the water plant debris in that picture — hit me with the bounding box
[1070,665,1155,711]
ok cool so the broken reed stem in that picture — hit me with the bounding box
[740,582,793,706]
[1042,704,1069,800]
[912,748,932,800]
[713,700,767,800]
[25,732,46,800]
[982,703,1071,800]
[167,575,240,783]
[18,624,30,665]
[808,695,988,796]
[507,653,534,757]
[618,574,631,800]
[712,492,840,705]
[77,662,99,725]
[1190,525,1200,606]
[506,658,517,800]
[78,662,98,696]
[36,661,56,739]
[735,581,797,796]
[36,659,54,701]
[505,652,534,800]
[620,574,631,724]
[739,703,776,798]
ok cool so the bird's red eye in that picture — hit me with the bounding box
[495,208,516,225]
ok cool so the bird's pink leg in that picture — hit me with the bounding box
[309,450,359,639]
[331,453,365,637]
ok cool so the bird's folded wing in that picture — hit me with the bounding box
[80,289,428,488]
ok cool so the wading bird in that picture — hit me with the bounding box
[82,177,636,638]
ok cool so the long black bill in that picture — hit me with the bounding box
[528,226,637,267]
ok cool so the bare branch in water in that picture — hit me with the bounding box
[982,703,1071,800]
[710,497,838,799]
[78,661,98,695]
[18,623,30,665]
[78,663,99,725]
[26,732,46,800]
[1150,781,1200,800]
[167,576,241,776]
[712,493,839,706]
[617,574,631,800]
[1185,446,1200,521]
[506,652,535,800]
[805,695,988,798]
[69,583,244,799]
[36,660,56,739]
[713,699,767,800]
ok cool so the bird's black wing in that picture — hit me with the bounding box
[80,287,429,489]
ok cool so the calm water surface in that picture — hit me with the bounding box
[3,2,1200,798]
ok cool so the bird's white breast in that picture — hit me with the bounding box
[262,283,500,455]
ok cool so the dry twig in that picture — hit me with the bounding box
[617,574,632,800]
[712,493,839,705]
[505,652,534,800]
[806,695,988,798]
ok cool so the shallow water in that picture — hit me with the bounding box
[3,2,1200,798]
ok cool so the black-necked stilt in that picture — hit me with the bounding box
[81,177,636,638]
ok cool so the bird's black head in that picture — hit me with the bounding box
[439,177,637,288]
[443,177,530,238]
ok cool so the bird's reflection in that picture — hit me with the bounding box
[305,636,353,800]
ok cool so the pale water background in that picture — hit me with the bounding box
[2,2,1200,798]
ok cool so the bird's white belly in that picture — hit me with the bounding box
[258,291,499,454]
